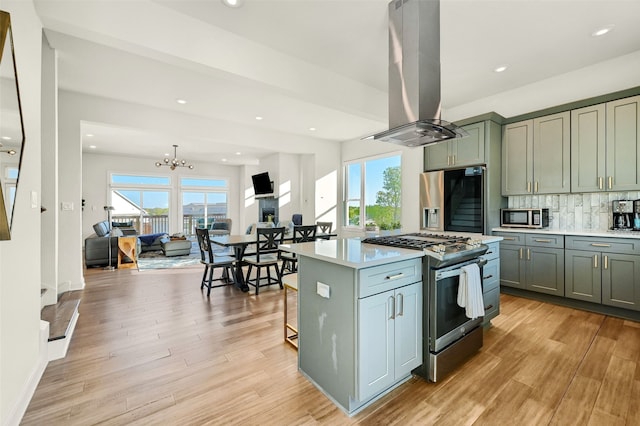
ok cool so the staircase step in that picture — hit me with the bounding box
[41,294,81,341]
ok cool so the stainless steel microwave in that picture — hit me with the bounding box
[500,208,549,228]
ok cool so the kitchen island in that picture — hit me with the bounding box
[282,234,501,415]
[282,238,424,415]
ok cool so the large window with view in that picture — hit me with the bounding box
[181,177,228,236]
[345,153,401,231]
[110,174,171,235]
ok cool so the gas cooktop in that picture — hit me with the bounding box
[362,233,487,265]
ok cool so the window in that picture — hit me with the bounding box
[109,173,171,234]
[344,153,401,230]
[181,177,228,235]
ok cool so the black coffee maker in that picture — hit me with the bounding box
[612,200,633,230]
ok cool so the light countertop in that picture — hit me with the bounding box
[281,233,502,269]
[492,227,640,239]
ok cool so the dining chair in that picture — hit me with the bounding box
[195,228,236,297]
[244,227,285,295]
[280,224,317,275]
[316,221,333,239]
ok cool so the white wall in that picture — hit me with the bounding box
[0,1,46,424]
[82,152,241,239]
[340,139,423,237]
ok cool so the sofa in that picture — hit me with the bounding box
[84,220,137,267]
[208,218,232,236]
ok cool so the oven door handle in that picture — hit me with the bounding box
[435,258,487,280]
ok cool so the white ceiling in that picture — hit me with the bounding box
[33,0,640,166]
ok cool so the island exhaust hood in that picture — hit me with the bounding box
[366,0,466,147]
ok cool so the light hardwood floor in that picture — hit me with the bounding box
[23,265,640,425]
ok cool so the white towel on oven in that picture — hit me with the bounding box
[457,263,484,320]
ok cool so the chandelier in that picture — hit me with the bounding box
[155,144,194,170]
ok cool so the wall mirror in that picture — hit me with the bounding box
[0,11,25,240]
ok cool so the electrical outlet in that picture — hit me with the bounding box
[316,282,330,299]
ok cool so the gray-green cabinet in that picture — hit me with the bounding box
[494,232,565,296]
[571,95,640,192]
[298,256,422,415]
[358,281,421,402]
[565,236,640,311]
[480,241,500,326]
[502,112,571,195]
[424,122,485,170]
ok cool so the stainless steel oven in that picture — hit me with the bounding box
[361,233,488,382]
[426,257,486,382]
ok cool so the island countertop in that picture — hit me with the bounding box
[280,237,424,269]
[281,234,502,269]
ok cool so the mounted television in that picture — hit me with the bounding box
[251,172,274,196]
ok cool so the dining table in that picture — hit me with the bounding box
[210,232,336,292]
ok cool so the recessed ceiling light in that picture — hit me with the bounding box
[2,136,11,140]
[493,65,508,73]
[255,116,263,121]
[85,133,94,137]
[222,0,243,8]
[235,152,241,155]
[176,99,187,105]
[591,25,614,37]
[309,127,317,131]
[221,158,228,162]
[89,145,97,149]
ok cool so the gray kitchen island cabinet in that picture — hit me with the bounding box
[565,235,640,310]
[494,231,565,296]
[502,111,571,195]
[287,239,424,416]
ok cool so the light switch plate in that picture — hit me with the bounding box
[61,201,74,211]
[30,191,38,208]
[316,282,330,299]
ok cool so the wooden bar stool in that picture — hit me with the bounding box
[283,273,298,350]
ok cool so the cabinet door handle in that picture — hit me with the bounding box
[604,255,608,270]
[527,248,531,260]
[519,248,523,259]
[527,182,531,193]
[486,250,494,255]
[396,293,404,317]
[598,176,603,190]
[388,296,395,320]
[534,239,552,243]
[591,243,611,248]
[503,237,516,241]
[535,181,539,193]
[385,272,404,280]
[452,155,456,165]
[485,304,494,310]
[483,274,494,280]
[608,176,613,189]
[594,255,598,269]
[447,155,451,166]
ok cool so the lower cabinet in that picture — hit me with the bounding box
[494,232,565,296]
[565,236,640,311]
[480,241,500,325]
[357,281,422,401]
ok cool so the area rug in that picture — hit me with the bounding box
[136,241,202,271]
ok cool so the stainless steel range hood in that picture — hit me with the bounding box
[366,0,466,147]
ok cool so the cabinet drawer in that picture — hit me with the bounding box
[525,233,564,249]
[482,260,500,293]
[480,242,500,261]
[483,287,500,320]
[493,232,524,245]
[566,236,640,254]
[358,258,422,298]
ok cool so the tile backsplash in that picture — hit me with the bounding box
[507,192,640,231]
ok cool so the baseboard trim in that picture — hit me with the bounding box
[3,321,49,426]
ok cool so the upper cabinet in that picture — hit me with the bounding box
[571,95,640,192]
[502,112,571,195]
[424,122,485,170]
